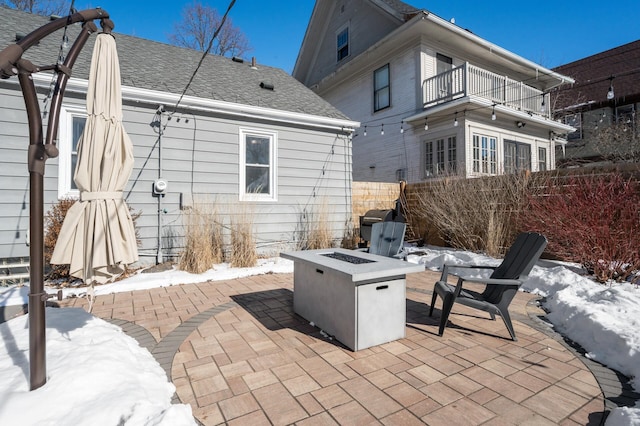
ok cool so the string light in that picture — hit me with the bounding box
[491,105,496,121]
[363,125,367,137]
[424,117,428,131]
[540,95,545,113]
[454,112,458,127]
[380,123,384,135]
[607,76,615,100]
[400,121,404,134]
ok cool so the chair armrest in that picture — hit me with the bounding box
[440,263,497,281]
[392,251,407,261]
[457,276,521,286]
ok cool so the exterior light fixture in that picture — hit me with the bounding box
[424,117,428,130]
[607,76,615,100]
[381,123,384,135]
[400,121,404,134]
[363,126,367,136]
[491,105,496,121]
[454,112,458,127]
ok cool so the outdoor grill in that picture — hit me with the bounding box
[359,200,404,242]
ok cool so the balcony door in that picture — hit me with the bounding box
[436,53,453,99]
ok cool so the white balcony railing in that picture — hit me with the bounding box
[423,62,550,118]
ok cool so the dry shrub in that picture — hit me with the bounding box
[520,171,640,283]
[340,220,359,249]
[413,172,542,257]
[179,201,225,273]
[229,204,257,268]
[44,198,76,280]
[296,198,334,250]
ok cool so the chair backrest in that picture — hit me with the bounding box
[484,232,547,304]
[368,222,406,257]
[490,232,548,280]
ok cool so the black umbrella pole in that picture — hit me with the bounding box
[28,171,46,390]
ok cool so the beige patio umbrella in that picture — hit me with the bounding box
[51,32,138,284]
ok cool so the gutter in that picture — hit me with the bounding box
[422,11,575,88]
[30,73,360,133]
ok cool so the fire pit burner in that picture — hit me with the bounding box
[321,252,376,264]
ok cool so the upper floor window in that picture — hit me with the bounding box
[58,105,86,199]
[472,134,497,174]
[504,140,531,174]
[373,64,390,112]
[240,128,278,201]
[337,26,349,62]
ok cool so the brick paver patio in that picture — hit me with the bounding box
[60,270,609,425]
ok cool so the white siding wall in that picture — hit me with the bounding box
[323,47,421,183]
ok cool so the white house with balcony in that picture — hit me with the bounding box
[294,0,575,183]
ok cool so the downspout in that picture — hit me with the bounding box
[157,111,163,264]
[0,8,110,391]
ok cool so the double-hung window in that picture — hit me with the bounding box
[373,64,390,112]
[240,128,277,201]
[336,26,349,62]
[57,105,86,199]
[504,140,531,174]
[538,147,547,171]
[472,134,497,174]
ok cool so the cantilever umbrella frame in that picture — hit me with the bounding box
[0,9,112,391]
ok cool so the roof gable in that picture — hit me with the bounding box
[0,6,350,121]
[293,0,421,86]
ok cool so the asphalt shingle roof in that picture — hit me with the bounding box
[0,6,350,120]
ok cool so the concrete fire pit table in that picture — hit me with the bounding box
[280,248,424,351]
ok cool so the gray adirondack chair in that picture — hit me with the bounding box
[429,232,547,341]
[358,221,407,259]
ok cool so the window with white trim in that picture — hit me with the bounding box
[373,64,390,112]
[538,147,547,171]
[504,140,531,174]
[425,141,434,177]
[336,25,349,62]
[425,136,457,177]
[472,134,497,174]
[58,105,86,199]
[239,128,277,201]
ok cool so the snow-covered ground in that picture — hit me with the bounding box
[0,248,638,425]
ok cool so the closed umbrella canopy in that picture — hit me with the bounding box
[51,32,138,284]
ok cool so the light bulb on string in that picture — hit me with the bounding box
[424,117,428,131]
[400,121,404,134]
[363,126,367,137]
[491,105,496,121]
[607,76,615,100]
[540,95,546,113]
[454,112,458,127]
[381,124,384,135]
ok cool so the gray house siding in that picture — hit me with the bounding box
[0,80,353,264]
[0,7,357,268]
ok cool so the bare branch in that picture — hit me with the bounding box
[1,0,69,16]
[168,1,250,57]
